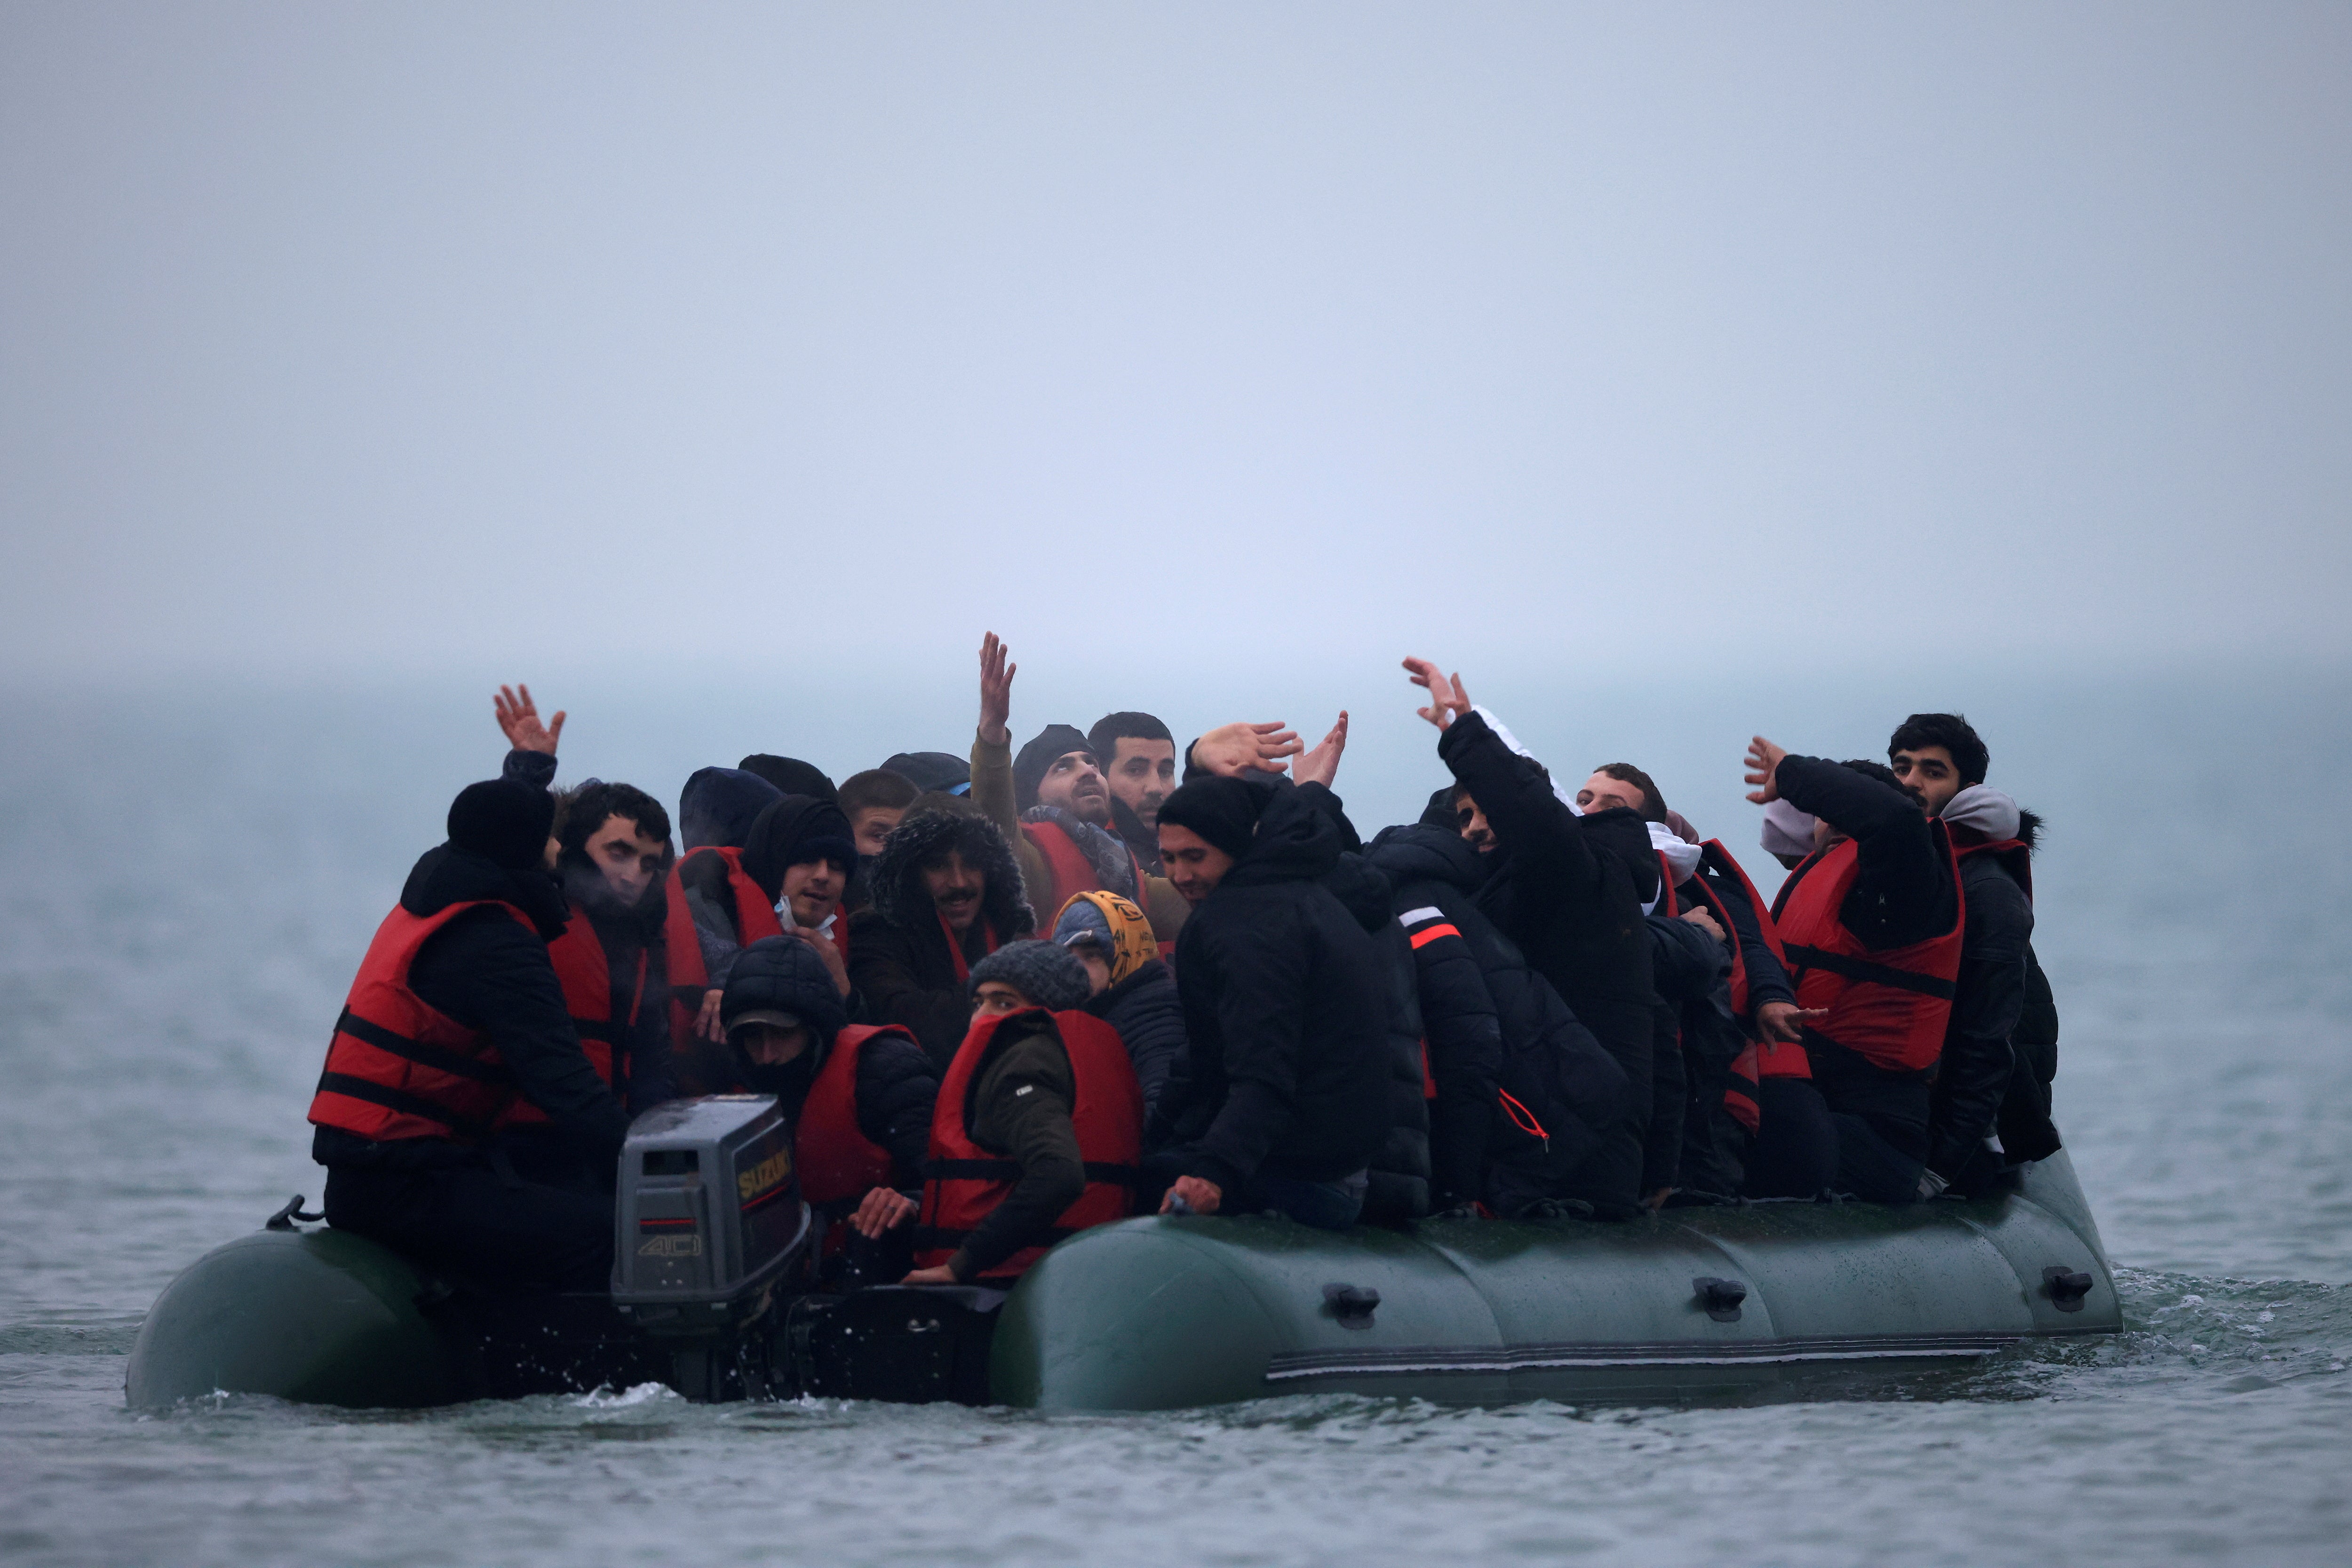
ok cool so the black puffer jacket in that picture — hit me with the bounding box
[312,845,631,1175]
[1155,783,1392,1192]
[1644,910,1730,1195]
[1085,958,1185,1121]
[1366,824,1629,1216]
[847,806,1035,1071]
[1326,849,1431,1223]
[1434,712,1655,1212]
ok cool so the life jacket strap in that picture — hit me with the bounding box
[332,1008,516,1085]
[1782,944,1957,1000]
[312,1070,492,1141]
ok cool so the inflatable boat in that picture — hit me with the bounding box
[126,1096,2121,1412]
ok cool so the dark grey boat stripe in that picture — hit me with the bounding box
[1263,1332,2027,1382]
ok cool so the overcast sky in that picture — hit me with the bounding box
[4,2,2347,701]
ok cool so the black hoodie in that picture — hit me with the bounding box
[312,846,632,1175]
[1155,782,1392,1193]
[1434,712,1656,1211]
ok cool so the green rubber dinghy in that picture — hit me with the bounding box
[127,1096,2117,1413]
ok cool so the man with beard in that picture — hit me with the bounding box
[1402,659,1660,1216]
[308,772,629,1292]
[489,689,676,1194]
[1087,712,1178,873]
[1887,713,2062,1193]
[969,633,1188,945]
[847,800,1038,1070]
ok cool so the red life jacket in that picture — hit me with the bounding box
[308,900,531,1143]
[912,1008,1142,1281]
[662,846,785,1049]
[496,904,649,1129]
[1769,825,1967,1076]
[1022,820,1148,931]
[1691,840,1794,1126]
[795,1023,922,1254]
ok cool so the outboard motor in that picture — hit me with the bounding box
[612,1095,813,1400]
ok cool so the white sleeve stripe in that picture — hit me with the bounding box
[1399,906,1446,927]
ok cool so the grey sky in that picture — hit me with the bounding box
[4,2,2347,692]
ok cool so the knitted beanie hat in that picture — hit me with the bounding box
[966,938,1092,1013]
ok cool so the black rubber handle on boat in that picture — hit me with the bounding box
[2042,1266,2095,1311]
[1323,1283,1381,1328]
[1693,1276,1748,1323]
[263,1195,324,1232]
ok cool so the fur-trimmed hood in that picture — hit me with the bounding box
[868,806,1037,941]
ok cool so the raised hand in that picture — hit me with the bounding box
[1295,711,1350,789]
[1192,721,1301,778]
[1743,736,1789,804]
[1403,657,1471,730]
[978,632,1016,746]
[494,684,564,754]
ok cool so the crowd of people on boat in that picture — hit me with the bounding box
[305,638,2061,1294]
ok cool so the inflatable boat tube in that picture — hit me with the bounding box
[992,1152,2117,1410]
[127,1153,2116,1412]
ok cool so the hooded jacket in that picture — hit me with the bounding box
[1434,711,1656,1211]
[1154,781,1392,1193]
[1365,824,1630,1215]
[1926,803,2042,1185]
[312,844,631,1174]
[715,938,937,1188]
[846,805,1036,1070]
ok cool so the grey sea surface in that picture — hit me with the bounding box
[1,673,2347,1567]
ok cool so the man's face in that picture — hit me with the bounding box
[1159,823,1236,905]
[1575,771,1648,817]
[584,814,667,903]
[1812,816,1846,855]
[1454,793,1495,854]
[1890,745,1963,816]
[971,980,1034,1020]
[737,1022,810,1067]
[848,807,904,859]
[1071,945,1113,996]
[921,849,986,933]
[781,857,849,928]
[1036,750,1112,826]
[1106,738,1177,830]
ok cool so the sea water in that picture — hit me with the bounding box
[2,672,2346,1567]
